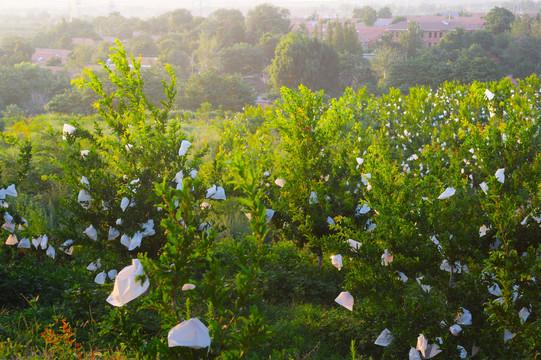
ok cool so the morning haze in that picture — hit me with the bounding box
[1,0,541,357]
[0,0,520,18]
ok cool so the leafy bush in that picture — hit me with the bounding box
[2,37,541,359]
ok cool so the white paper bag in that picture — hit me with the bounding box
[347,239,362,251]
[449,324,462,336]
[330,254,342,271]
[356,203,370,215]
[275,178,285,187]
[17,237,30,248]
[438,187,456,200]
[120,197,130,212]
[206,185,226,200]
[2,221,15,233]
[168,318,211,349]
[128,231,143,251]
[335,291,354,311]
[108,227,120,240]
[416,334,428,357]
[409,347,422,360]
[374,328,393,347]
[95,271,106,285]
[46,245,55,259]
[83,225,97,241]
[456,308,472,326]
[381,249,393,266]
[182,283,196,291]
[178,140,192,156]
[495,168,505,183]
[108,269,118,280]
[6,234,18,245]
[106,259,150,307]
[62,124,76,139]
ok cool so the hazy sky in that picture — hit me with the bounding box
[0,0,380,18]
[0,0,504,18]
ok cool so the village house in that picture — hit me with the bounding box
[386,13,485,47]
[31,48,71,74]
[292,13,486,48]
[31,48,71,65]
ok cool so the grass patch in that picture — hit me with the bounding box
[257,302,367,359]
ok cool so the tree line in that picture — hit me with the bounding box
[0,4,541,123]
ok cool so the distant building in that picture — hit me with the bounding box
[291,13,486,49]
[386,14,485,47]
[355,20,391,47]
[32,48,71,66]
[291,18,390,47]
[101,56,158,70]
[30,48,71,74]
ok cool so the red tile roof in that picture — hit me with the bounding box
[31,48,71,65]
[291,13,486,45]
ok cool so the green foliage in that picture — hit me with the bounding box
[211,8,246,46]
[440,27,473,53]
[0,35,34,67]
[268,32,340,98]
[157,37,191,73]
[33,18,99,50]
[258,32,283,63]
[92,12,139,40]
[45,56,62,67]
[211,76,541,358]
[501,35,541,78]
[391,16,407,25]
[387,46,502,91]
[452,54,502,83]
[136,154,271,358]
[148,8,195,34]
[510,15,534,38]
[268,86,361,261]
[485,7,516,34]
[1,104,27,128]
[353,6,378,26]
[386,57,447,91]
[55,40,194,260]
[3,15,541,357]
[371,43,401,86]
[0,62,69,114]
[65,44,96,69]
[125,34,160,58]
[339,53,377,92]
[0,250,67,308]
[218,43,264,75]
[0,131,33,192]
[336,78,541,359]
[326,21,363,55]
[263,241,343,304]
[260,302,363,359]
[137,180,216,356]
[377,6,392,19]
[246,3,291,43]
[179,69,255,112]
[193,32,222,73]
[398,21,424,59]
[45,87,97,115]
[471,30,495,51]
